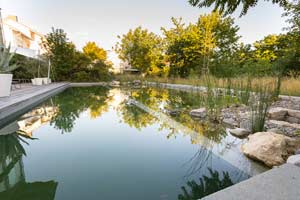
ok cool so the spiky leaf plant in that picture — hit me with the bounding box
[0,45,18,73]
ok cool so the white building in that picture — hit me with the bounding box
[2,15,45,58]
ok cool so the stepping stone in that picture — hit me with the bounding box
[190,108,206,118]
[229,128,250,139]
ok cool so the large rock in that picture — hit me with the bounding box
[241,132,300,167]
[287,155,300,167]
[229,128,250,139]
[287,109,300,120]
[190,108,206,118]
[268,107,287,120]
[286,116,300,124]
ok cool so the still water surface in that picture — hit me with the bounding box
[0,86,250,200]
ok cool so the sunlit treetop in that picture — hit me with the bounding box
[188,0,289,16]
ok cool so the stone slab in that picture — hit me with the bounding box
[202,164,300,200]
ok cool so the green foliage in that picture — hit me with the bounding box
[188,0,289,16]
[0,45,18,73]
[162,17,202,77]
[11,54,48,79]
[115,27,166,76]
[162,12,240,77]
[250,82,277,133]
[43,28,112,82]
[83,41,107,62]
[42,28,77,81]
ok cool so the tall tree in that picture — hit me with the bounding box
[42,28,77,81]
[115,27,165,75]
[162,18,203,77]
[163,11,240,77]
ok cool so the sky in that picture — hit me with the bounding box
[0,0,288,65]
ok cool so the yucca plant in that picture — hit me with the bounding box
[0,45,18,73]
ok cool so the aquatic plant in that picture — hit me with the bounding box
[250,81,276,133]
[237,75,252,105]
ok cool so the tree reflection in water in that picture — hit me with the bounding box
[0,132,58,200]
[178,168,233,200]
[117,103,157,130]
[48,87,111,133]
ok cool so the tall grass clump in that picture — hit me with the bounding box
[237,76,252,105]
[202,73,237,122]
[250,80,277,133]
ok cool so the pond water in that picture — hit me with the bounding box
[0,86,257,200]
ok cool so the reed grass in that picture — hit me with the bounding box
[115,74,300,96]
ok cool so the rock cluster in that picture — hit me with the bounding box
[188,97,300,167]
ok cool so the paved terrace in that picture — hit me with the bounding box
[0,83,70,127]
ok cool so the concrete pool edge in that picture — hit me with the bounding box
[201,163,300,200]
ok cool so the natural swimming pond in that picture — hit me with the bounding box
[0,86,264,200]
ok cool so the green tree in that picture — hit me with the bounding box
[188,0,289,16]
[115,27,166,76]
[252,34,291,62]
[83,42,107,62]
[42,28,77,81]
[162,18,203,77]
[282,0,300,72]
[163,12,240,77]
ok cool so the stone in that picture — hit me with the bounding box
[110,80,120,86]
[267,128,284,135]
[190,108,206,118]
[167,109,180,116]
[266,120,300,137]
[287,155,300,167]
[229,128,250,139]
[241,132,290,167]
[223,118,238,127]
[286,116,300,124]
[271,120,300,129]
[268,107,287,120]
[133,80,142,85]
[287,109,300,120]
